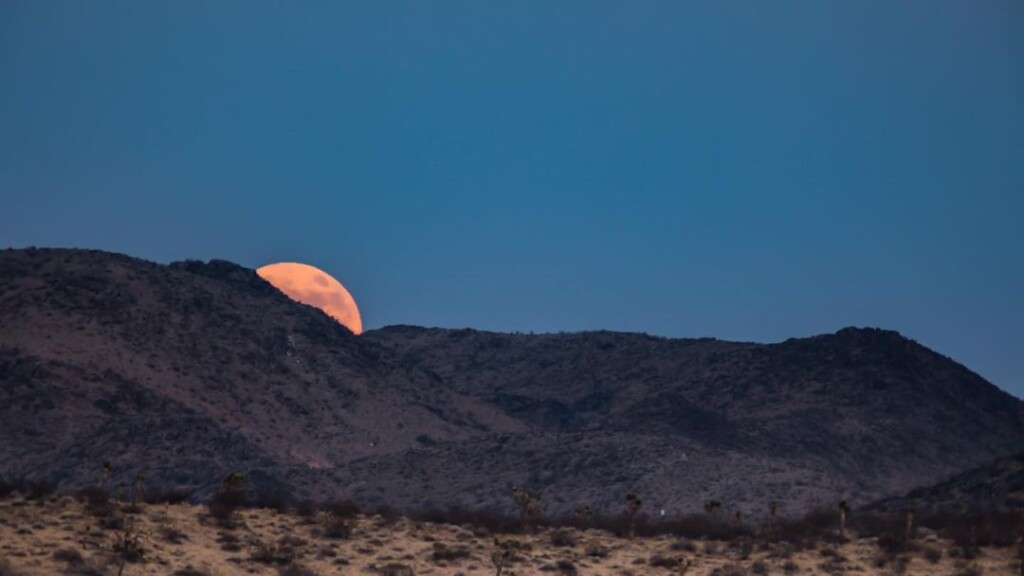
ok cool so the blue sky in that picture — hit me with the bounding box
[2,2,1022,396]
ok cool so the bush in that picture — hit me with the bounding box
[555,559,577,576]
[171,567,208,576]
[549,529,577,547]
[375,564,414,576]
[411,507,518,534]
[321,499,360,519]
[431,542,471,562]
[143,487,191,505]
[207,489,247,527]
[710,564,748,576]
[52,548,84,565]
[277,566,319,576]
[251,490,292,513]
[0,558,25,576]
[323,519,352,540]
[251,539,299,566]
[648,555,678,568]
[21,479,57,500]
[0,479,17,500]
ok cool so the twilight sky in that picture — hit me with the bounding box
[2,2,1022,396]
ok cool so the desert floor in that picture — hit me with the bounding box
[0,495,1020,575]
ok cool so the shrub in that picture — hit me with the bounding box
[251,490,292,513]
[0,558,25,576]
[375,563,414,576]
[22,479,57,500]
[160,526,188,544]
[321,499,360,519]
[411,507,518,534]
[77,487,116,520]
[952,564,982,576]
[555,559,577,576]
[52,548,84,565]
[277,566,319,576]
[648,555,678,568]
[143,487,191,505]
[710,564,748,576]
[323,519,352,540]
[549,528,577,547]
[171,567,209,576]
[0,479,17,500]
[431,543,470,562]
[251,539,299,566]
[207,489,247,528]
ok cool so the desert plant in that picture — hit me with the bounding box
[550,528,577,547]
[431,542,471,562]
[52,547,84,566]
[222,471,244,491]
[625,493,643,538]
[101,462,112,491]
[572,504,594,529]
[511,485,544,532]
[555,559,577,575]
[171,567,208,576]
[837,501,849,538]
[111,516,145,576]
[375,564,414,576]
[904,508,916,551]
[207,488,247,528]
[0,557,25,576]
[491,538,518,576]
[704,499,722,517]
[251,538,301,566]
[767,501,779,534]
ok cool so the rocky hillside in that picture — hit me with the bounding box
[2,248,1022,517]
[0,248,523,500]
[867,452,1024,514]
[358,328,1024,515]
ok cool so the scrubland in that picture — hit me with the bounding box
[1,482,1021,576]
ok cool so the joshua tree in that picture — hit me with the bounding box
[837,500,850,538]
[131,473,146,507]
[625,493,643,538]
[704,499,722,517]
[112,515,145,576]
[223,472,245,492]
[572,504,594,529]
[768,501,779,534]
[903,508,916,551]
[101,462,113,490]
[491,538,518,576]
[512,486,544,532]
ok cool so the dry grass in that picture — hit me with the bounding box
[0,494,1020,575]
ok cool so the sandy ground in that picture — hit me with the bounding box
[1,495,1020,575]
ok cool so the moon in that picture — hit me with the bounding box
[256,262,363,335]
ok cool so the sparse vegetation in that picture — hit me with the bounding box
[1,479,1023,575]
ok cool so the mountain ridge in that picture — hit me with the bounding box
[2,247,1021,517]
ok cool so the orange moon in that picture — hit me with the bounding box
[256,262,363,335]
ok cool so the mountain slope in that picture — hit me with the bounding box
[2,247,1022,516]
[362,325,1024,512]
[0,248,522,498]
[867,452,1024,513]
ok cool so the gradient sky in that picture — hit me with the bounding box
[2,2,1022,396]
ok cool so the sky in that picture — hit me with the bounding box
[2,2,1022,396]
